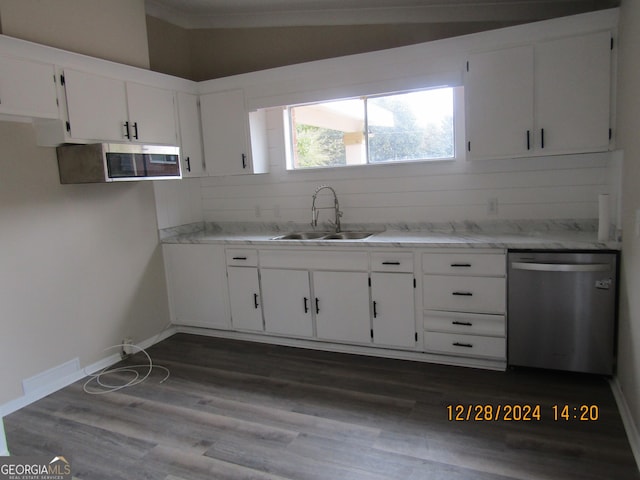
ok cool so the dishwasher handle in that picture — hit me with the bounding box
[511,262,610,273]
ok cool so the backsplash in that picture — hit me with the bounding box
[197,108,621,227]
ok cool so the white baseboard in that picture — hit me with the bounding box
[609,377,640,472]
[0,326,177,418]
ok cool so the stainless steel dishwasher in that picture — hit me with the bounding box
[508,250,618,375]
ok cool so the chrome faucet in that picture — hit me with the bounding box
[311,185,342,232]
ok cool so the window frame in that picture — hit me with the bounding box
[284,86,465,171]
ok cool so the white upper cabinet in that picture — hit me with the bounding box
[466,46,534,159]
[63,69,128,142]
[0,56,59,119]
[466,30,612,160]
[176,92,206,177]
[126,82,178,145]
[200,89,268,176]
[534,31,611,155]
[61,69,178,145]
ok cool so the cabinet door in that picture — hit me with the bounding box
[177,92,205,177]
[535,31,611,154]
[465,46,534,160]
[261,269,313,337]
[371,273,416,349]
[163,244,230,329]
[63,69,128,142]
[227,267,263,331]
[126,82,178,145]
[0,56,58,119]
[313,271,371,344]
[201,89,251,176]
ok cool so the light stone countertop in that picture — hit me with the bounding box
[160,220,620,250]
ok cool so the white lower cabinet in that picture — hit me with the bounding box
[227,267,263,331]
[163,245,509,369]
[163,244,230,329]
[422,250,507,363]
[314,271,371,344]
[424,331,506,359]
[261,269,314,337]
[371,272,416,348]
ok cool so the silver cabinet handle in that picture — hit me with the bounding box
[511,262,610,272]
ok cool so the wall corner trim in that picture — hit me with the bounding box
[0,418,8,456]
[610,377,640,472]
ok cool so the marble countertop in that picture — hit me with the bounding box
[161,221,620,250]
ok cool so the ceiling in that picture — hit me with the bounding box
[145,0,619,29]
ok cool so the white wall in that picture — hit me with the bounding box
[201,107,617,225]
[615,0,640,448]
[0,0,170,443]
[0,0,150,69]
[153,178,203,230]
[0,122,170,406]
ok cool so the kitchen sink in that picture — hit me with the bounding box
[321,231,375,240]
[270,232,332,240]
[270,231,375,241]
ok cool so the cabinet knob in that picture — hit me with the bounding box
[303,297,309,313]
[242,153,247,169]
[453,342,473,348]
[186,156,191,172]
[253,293,259,309]
[124,121,131,139]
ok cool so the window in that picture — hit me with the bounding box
[287,87,457,170]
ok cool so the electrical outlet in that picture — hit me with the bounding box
[488,197,498,215]
[122,337,134,357]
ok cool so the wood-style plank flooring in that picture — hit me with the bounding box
[5,333,639,480]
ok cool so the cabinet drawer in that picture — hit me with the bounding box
[422,252,505,276]
[259,249,368,271]
[424,331,506,359]
[226,249,258,266]
[423,275,505,313]
[371,252,414,272]
[424,311,505,337]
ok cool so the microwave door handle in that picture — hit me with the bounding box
[511,262,610,273]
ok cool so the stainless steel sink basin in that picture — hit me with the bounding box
[270,231,375,240]
[270,231,331,240]
[321,231,375,240]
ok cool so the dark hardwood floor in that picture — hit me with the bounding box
[5,333,639,480]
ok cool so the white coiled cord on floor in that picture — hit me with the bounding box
[83,344,170,395]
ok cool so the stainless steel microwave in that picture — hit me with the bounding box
[56,143,181,184]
